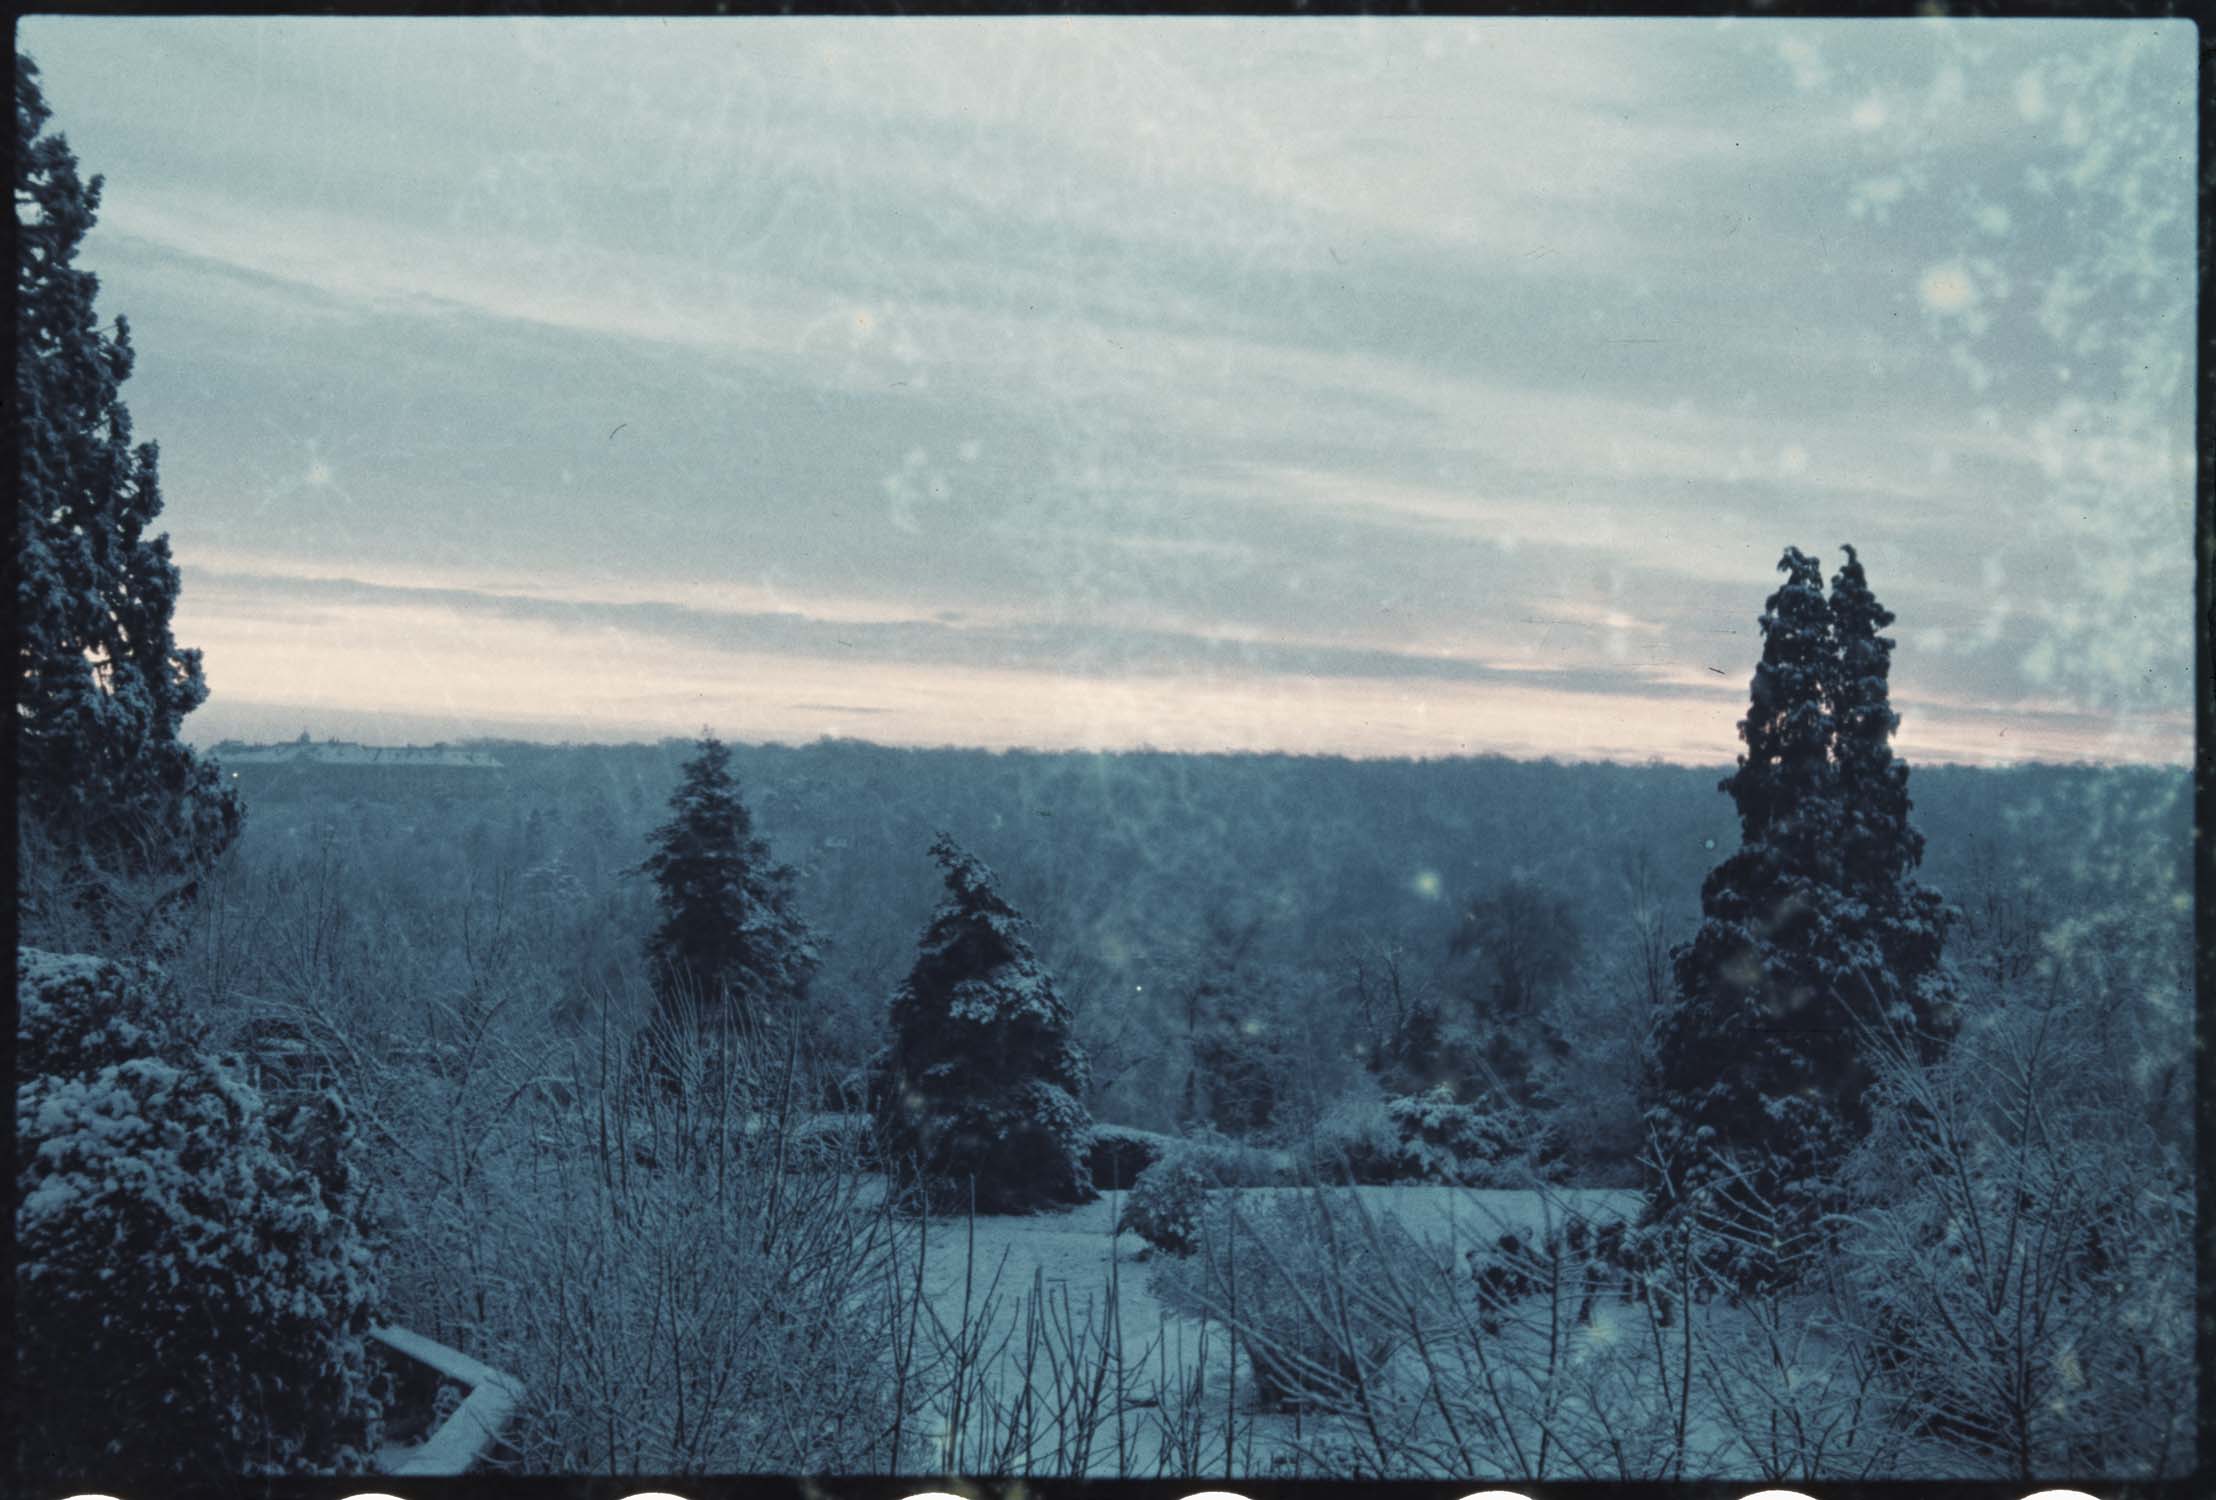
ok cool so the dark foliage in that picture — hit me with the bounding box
[874,834,1097,1213]
[1187,1013,1283,1136]
[1085,1121,1171,1191]
[1451,876,1580,1021]
[14,52,239,928]
[13,951,385,1482]
[1172,908,1282,1134]
[1646,545,1959,1291]
[638,733,819,1028]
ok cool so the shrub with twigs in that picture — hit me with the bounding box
[1837,997,2195,1479]
[1155,1189,1420,1412]
[452,994,910,1474]
[1116,1150,1214,1256]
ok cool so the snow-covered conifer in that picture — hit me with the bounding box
[875,834,1096,1213]
[15,946,186,1078]
[1646,546,1963,1291]
[639,733,819,1029]
[1828,544,1961,1054]
[1645,548,1857,1286]
[14,54,240,920]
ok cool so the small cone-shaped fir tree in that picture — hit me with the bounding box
[875,835,1096,1214]
[15,53,239,920]
[1645,548,1857,1286]
[639,733,818,1029]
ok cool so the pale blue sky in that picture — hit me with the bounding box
[21,16,2197,763]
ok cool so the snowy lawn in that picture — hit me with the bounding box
[906,1183,1643,1479]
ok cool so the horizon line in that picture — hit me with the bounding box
[189,723,2189,775]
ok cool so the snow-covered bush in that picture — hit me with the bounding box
[1154,1190,1423,1411]
[14,948,385,1482]
[1385,1084,1556,1186]
[16,947,188,1077]
[1176,1122,1296,1187]
[1300,1090,1402,1185]
[1116,1150,1214,1256]
[1085,1120,1172,1189]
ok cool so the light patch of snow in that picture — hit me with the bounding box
[15,948,109,991]
[370,1324,526,1478]
[913,1184,1641,1475]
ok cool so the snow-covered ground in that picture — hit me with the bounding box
[907,1184,1642,1479]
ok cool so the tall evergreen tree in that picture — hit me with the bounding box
[1827,544,1960,1052]
[876,835,1096,1214]
[639,734,818,1028]
[14,52,240,913]
[1646,546,1960,1290]
[1827,545,1915,885]
[1645,548,1857,1285]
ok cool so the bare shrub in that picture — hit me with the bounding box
[1155,1189,1420,1417]
[1836,995,2195,1479]
[440,999,909,1473]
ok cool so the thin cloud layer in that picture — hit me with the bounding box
[24,16,2195,765]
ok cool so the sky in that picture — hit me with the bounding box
[20,16,2198,765]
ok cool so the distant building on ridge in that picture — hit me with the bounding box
[210,738,506,803]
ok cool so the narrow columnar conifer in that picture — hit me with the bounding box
[1645,545,1958,1291]
[1827,544,1961,1054]
[15,52,239,910]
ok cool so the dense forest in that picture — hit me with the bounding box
[210,734,2191,1154]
